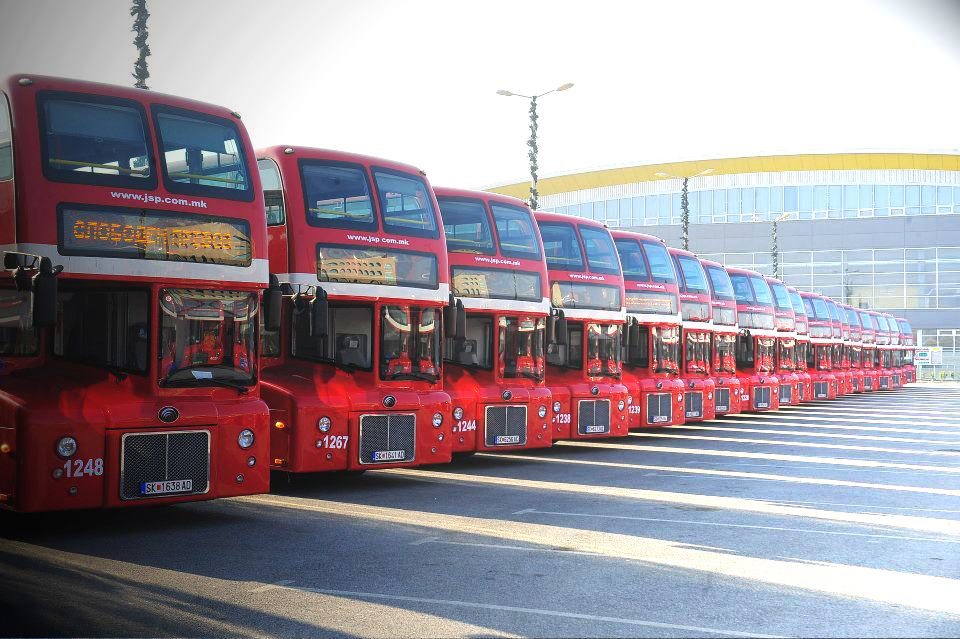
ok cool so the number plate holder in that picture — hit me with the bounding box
[141,479,193,496]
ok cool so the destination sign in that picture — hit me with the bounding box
[551,281,621,311]
[452,267,541,302]
[60,207,251,266]
[317,244,438,289]
[625,290,677,315]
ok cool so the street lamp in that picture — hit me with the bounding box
[769,212,793,278]
[497,83,574,210]
[654,168,715,250]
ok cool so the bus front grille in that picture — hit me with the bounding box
[685,391,703,419]
[864,376,874,390]
[879,376,890,389]
[484,405,528,446]
[359,413,415,464]
[646,393,672,424]
[578,399,611,435]
[714,388,730,414]
[120,430,210,500]
[779,384,792,405]
[753,386,771,409]
[814,381,829,398]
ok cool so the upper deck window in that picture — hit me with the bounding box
[749,276,774,305]
[154,106,251,201]
[899,319,912,333]
[0,92,11,181]
[812,298,831,320]
[845,307,860,327]
[769,282,793,312]
[438,197,494,254]
[826,301,842,322]
[790,291,807,317]
[539,222,584,271]
[705,265,735,301]
[39,92,155,188]
[859,311,873,329]
[642,242,676,284]
[257,158,285,225]
[373,168,439,239]
[675,255,709,294]
[580,226,620,275]
[875,314,889,331]
[730,274,754,304]
[614,239,649,281]
[301,160,375,229]
[491,203,541,260]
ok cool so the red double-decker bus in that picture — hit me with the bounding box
[884,312,904,388]
[824,298,851,396]
[787,286,812,402]
[869,310,895,390]
[256,147,452,472]
[766,276,800,407]
[669,248,716,422]
[801,292,838,400]
[536,211,629,439]
[0,75,270,511]
[435,188,552,453]
[896,317,916,383]
[612,230,685,427]
[841,304,865,393]
[858,307,879,392]
[727,267,779,411]
[701,259,743,415]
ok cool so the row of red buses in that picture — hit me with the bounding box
[0,74,915,512]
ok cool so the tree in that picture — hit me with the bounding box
[527,96,539,210]
[131,0,151,89]
[680,177,690,251]
[771,217,779,278]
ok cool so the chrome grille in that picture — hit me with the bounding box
[578,399,611,435]
[646,393,672,425]
[779,384,792,405]
[893,374,901,386]
[714,388,730,414]
[484,405,528,447]
[814,381,829,398]
[753,386,771,409]
[852,377,860,391]
[685,391,703,419]
[879,376,890,389]
[864,376,874,390]
[359,413,415,464]
[120,430,210,500]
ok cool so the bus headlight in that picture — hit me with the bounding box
[618,400,625,411]
[453,407,464,421]
[538,405,547,418]
[432,412,443,428]
[318,416,332,432]
[238,429,255,449]
[553,401,561,413]
[56,436,77,459]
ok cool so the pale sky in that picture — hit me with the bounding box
[1,0,958,188]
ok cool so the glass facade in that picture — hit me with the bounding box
[550,183,960,227]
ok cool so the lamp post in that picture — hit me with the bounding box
[654,168,714,251]
[769,212,793,278]
[497,83,574,210]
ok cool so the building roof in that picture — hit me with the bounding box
[486,152,960,200]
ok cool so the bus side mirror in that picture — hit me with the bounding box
[311,289,329,339]
[264,275,283,332]
[555,315,568,347]
[32,258,62,327]
[444,295,465,340]
[547,314,556,344]
[629,320,640,347]
[455,299,466,340]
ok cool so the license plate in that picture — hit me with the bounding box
[755,402,769,409]
[141,479,193,495]
[815,392,827,398]
[685,411,701,418]
[584,424,607,433]
[715,404,728,413]
[494,435,521,445]
[372,450,405,462]
[650,415,669,424]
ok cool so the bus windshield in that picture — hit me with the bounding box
[499,316,545,381]
[0,290,39,356]
[491,203,541,259]
[642,242,676,284]
[730,274,755,304]
[438,197,495,254]
[812,298,831,320]
[675,256,709,294]
[769,282,793,312]
[539,222,584,271]
[585,323,621,377]
[750,276,774,305]
[380,305,441,382]
[614,239,649,281]
[705,265,735,301]
[790,291,806,317]
[580,226,620,275]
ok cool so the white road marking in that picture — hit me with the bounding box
[513,508,960,544]
[666,424,960,446]
[283,585,786,638]
[766,498,960,515]
[248,579,294,593]
[628,432,960,457]
[412,536,603,556]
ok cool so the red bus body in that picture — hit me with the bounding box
[612,231,685,427]
[800,292,838,400]
[726,267,780,411]
[896,317,916,383]
[787,286,813,402]
[841,304,866,393]
[435,188,552,452]
[858,308,879,392]
[869,310,895,391]
[765,277,800,406]
[701,259,743,415]
[670,248,716,421]
[824,298,851,396]
[0,75,271,511]
[256,146,452,472]
[884,312,904,388]
[536,211,629,439]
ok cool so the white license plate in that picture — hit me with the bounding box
[755,402,769,409]
[495,435,521,444]
[584,424,607,433]
[650,415,669,423]
[372,450,405,462]
[686,411,701,418]
[715,404,728,413]
[141,479,193,495]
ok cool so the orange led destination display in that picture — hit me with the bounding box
[625,290,678,315]
[60,207,252,266]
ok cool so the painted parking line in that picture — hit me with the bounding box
[247,582,785,638]
[627,432,960,457]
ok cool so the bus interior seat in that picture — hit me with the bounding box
[456,339,479,366]
[337,333,368,368]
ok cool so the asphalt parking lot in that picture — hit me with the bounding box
[3,383,960,638]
